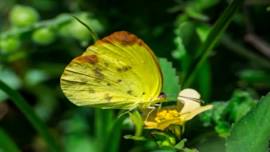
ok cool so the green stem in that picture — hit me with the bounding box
[1,14,71,38]
[183,0,244,87]
[0,128,21,152]
[0,80,60,152]
[95,109,113,151]
[72,15,98,41]
[104,115,125,152]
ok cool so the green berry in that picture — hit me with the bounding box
[69,19,91,41]
[32,28,55,45]
[9,5,39,27]
[58,22,72,38]
[0,36,21,54]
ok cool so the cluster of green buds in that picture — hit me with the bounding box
[0,5,105,61]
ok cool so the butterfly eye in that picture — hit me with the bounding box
[158,92,166,99]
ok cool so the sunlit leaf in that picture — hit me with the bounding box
[226,93,270,152]
[159,58,181,101]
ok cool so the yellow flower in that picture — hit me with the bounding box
[144,89,213,130]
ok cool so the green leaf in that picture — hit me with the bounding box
[185,6,209,21]
[174,138,187,150]
[196,24,211,42]
[226,93,270,152]
[223,91,256,122]
[128,110,144,138]
[0,128,20,152]
[0,80,60,152]
[159,58,181,101]
[171,36,187,60]
[197,62,211,100]
[238,69,270,86]
[174,21,196,53]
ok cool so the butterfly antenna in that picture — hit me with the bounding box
[178,95,205,104]
[145,106,156,121]
[71,15,98,41]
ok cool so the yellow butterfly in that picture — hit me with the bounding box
[60,31,164,110]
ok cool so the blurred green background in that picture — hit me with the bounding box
[0,0,270,152]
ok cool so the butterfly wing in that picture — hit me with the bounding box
[60,31,162,109]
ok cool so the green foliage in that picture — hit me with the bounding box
[0,66,21,101]
[159,58,181,101]
[0,80,60,152]
[0,36,21,54]
[200,91,256,137]
[238,69,270,87]
[32,27,56,45]
[0,0,270,151]
[183,0,244,87]
[0,128,20,152]
[171,21,192,73]
[62,114,96,152]
[175,139,199,152]
[104,115,126,152]
[226,93,270,152]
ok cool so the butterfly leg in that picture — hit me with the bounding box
[118,110,131,118]
[154,103,162,110]
[144,106,157,122]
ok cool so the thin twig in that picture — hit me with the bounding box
[72,15,98,41]
[221,34,270,69]
[245,33,270,58]
[1,14,72,38]
[183,0,244,87]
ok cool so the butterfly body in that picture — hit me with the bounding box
[61,31,163,110]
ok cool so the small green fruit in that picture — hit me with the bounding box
[9,5,39,27]
[0,36,21,53]
[32,28,55,45]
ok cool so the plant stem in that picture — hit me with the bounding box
[1,14,71,38]
[104,115,125,152]
[183,0,244,87]
[72,15,98,41]
[221,34,270,69]
[0,128,20,152]
[95,109,113,152]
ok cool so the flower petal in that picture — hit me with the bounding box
[180,105,213,121]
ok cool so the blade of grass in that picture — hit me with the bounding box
[0,128,20,152]
[0,80,60,152]
[197,62,211,100]
[183,0,244,87]
[72,15,98,41]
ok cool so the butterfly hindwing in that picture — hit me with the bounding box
[60,31,162,109]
